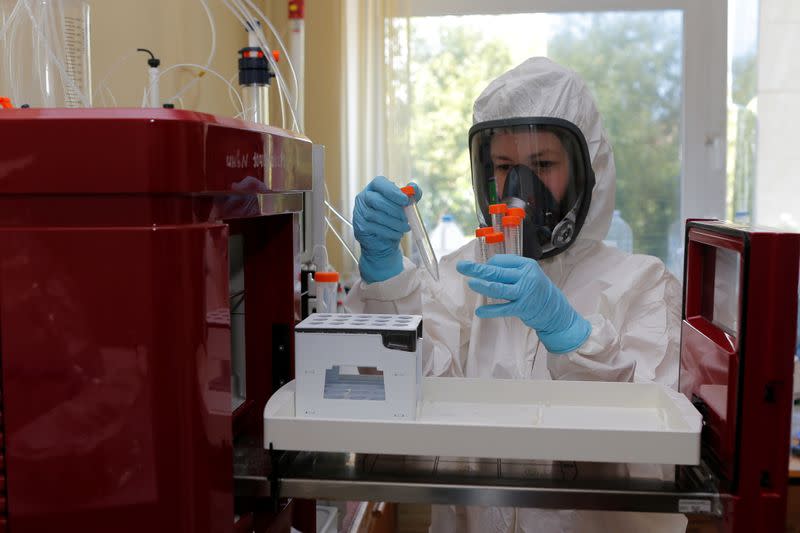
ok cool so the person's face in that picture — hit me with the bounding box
[490,130,570,201]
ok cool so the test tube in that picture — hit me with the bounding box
[475,227,494,262]
[507,207,525,219]
[487,177,499,204]
[484,232,505,305]
[314,271,339,313]
[489,203,508,233]
[502,216,522,255]
[401,185,440,281]
[484,232,505,259]
[507,207,526,255]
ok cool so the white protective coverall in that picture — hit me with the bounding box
[345,57,687,533]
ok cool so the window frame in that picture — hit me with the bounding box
[405,0,729,225]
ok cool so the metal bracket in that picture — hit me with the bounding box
[267,442,281,512]
[235,449,723,516]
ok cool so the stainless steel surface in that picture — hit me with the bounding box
[211,191,304,220]
[301,143,326,261]
[256,191,305,216]
[233,447,723,516]
[263,129,313,193]
[214,123,313,193]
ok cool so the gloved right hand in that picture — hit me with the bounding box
[456,254,591,354]
[353,176,422,283]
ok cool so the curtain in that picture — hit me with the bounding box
[333,0,410,277]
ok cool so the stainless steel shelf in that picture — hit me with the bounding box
[234,446,723,516]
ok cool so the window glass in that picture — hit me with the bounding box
[727,0,759,225]
[701,247,741,335]
[401,11,683,265]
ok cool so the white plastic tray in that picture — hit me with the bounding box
[264,377,702,465]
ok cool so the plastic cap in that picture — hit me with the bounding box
[0,97,12,109]
[507,207,526,218]
[314,271,339,282]
[502,215,521,227]
[488,203,508,215]
[288,0,305,19]
[241,49,264,58]
[475,227,494,238]
[485,232,505,244]
[400,185,416,196]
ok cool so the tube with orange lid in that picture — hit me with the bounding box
[475,226,494,262]
[507,207,526,255]
[314,271,339,313]
[483,232,506,304]
[488,203,508,233]
[484,232,505,260]
[401,185,439,281]
[507,207,525,218]
[502,215,522,255]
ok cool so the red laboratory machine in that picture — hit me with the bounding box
[680,219,800,532]
[0,108,315,532]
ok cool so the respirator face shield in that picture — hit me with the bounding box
[469,117,595,259]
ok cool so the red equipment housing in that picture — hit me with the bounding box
[680,219,800,532]
[0,108,313,532]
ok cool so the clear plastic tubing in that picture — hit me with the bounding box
[241,84,270,124]
[502,215,522,255]
[314,271,339,314]
[401,185,440,281]
[489,203,508,234]
[484,232,505,304]
[11,0,92,107]
[475,226,494,263]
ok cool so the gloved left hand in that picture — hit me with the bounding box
[456,254,591,354]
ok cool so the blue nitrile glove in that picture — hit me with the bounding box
[456,254,591,354]
[353,176,422,283]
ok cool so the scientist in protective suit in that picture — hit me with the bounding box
[346,57,686,533]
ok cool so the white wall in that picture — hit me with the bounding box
[757,0,800,229]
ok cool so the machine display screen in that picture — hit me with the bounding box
[702,247,741,335]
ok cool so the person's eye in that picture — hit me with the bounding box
[495,164,511,171]
[534,161,555,170]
